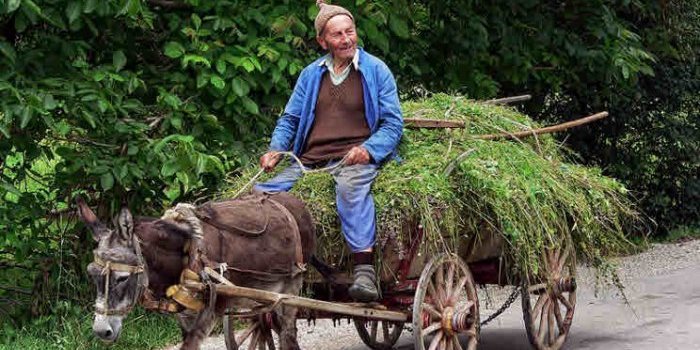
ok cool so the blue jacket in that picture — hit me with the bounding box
[269,48,403,164]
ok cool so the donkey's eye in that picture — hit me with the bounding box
[115,276,129,284]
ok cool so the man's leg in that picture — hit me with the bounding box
[253,163,303,193]
[331,163,379,302]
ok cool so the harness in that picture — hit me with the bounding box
[92,234,148,316]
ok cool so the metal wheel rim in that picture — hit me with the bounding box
[521,245,577,350]
[353,318,405,350]
[412,253,479,350]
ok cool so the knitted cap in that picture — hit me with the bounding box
[314,0,354,36]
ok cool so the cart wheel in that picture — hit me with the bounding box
[353,318,404,350]
[521,245,577,350]
[413,253,479,350]
[224,313,278,350]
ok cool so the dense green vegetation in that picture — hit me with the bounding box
[1,0,697,344]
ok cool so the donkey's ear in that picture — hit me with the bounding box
[115,206,134,242]
[75,196,109,241]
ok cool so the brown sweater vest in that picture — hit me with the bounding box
[300,68,370,165]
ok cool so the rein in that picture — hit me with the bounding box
[231,151,349,198]
[92,234,148,316]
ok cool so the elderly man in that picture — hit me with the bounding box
[254,0,403,302]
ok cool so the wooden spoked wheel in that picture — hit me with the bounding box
[521,245,577,350]
[353,318,405,350]
[412,253,479,350]
[224,313,278,350]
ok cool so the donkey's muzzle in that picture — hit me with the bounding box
[93,315,121,343]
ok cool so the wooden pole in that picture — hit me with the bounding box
[183,281,409,322]
[475,111,608,141]
[404,118,465,129]
[484,94,532,105]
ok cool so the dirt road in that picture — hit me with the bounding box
[171,240,700,350]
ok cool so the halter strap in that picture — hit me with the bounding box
[92,234,148,316]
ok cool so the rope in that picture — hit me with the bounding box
[231,151,350,198]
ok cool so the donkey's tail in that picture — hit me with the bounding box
[309,255,337,284]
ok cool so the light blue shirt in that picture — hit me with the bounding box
[320,49,360,85]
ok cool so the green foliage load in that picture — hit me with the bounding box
[225,94,640,280]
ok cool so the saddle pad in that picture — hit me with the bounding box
[195,196,271,236]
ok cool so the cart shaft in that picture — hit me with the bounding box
[183,281,409,322]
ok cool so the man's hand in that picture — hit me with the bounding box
[260,151,281,172]
[344,146,371,166]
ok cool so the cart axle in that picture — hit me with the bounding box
[441,307,475,334]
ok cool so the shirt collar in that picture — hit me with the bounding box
[318,49,360,70]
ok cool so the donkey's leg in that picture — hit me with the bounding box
[277,275,303,350]
[178,309,217,350]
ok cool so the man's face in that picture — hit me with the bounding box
[317,15,357,61]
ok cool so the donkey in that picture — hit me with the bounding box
[78,192,318,350]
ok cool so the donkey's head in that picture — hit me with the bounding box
[76,197,147,343]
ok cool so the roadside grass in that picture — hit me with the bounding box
[659,225,700,243]
[0,303,180,350]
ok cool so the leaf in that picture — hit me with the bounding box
[153,134,194,153]
[210,75,225,89]
[100,172,114,190]
[216,59,226,75]
[182,54,211,68]
[81,110,96,128]
[196,73,208,88]
[164,182,181,201]
[43,94,57,110]
[191,13,202,30]
[84,0,97,13]
[170,116,182,130]
[65,2,81,24]
[20,107,32,129]
[241,59,255,73]
[113,51,127,71]
[0,41,17,64]
[622,65,630,79]
[307,4,319,21]
[0,125,9,138]
[388,15,410,39]
[21,0,42,17]
[232,77,249,97]
[114,164,128,182]
[207,155,225,175]
[6,0,22,12]
[93,71,106,82]
[164,41,185,59]
[127,144,139,155]
[241,96,259,115]
[1,181,21,196]
[97,99,109,113]
[161,160,179,177]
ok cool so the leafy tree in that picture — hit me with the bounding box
[538,0,700,231]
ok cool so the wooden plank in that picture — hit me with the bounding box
[404,118,465,129]
[484,94,532,105]
[183,281,409,322]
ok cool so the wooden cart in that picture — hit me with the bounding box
[201,97,584,349]
[188,222,577,350]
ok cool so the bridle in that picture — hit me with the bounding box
[92,234,148,316]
